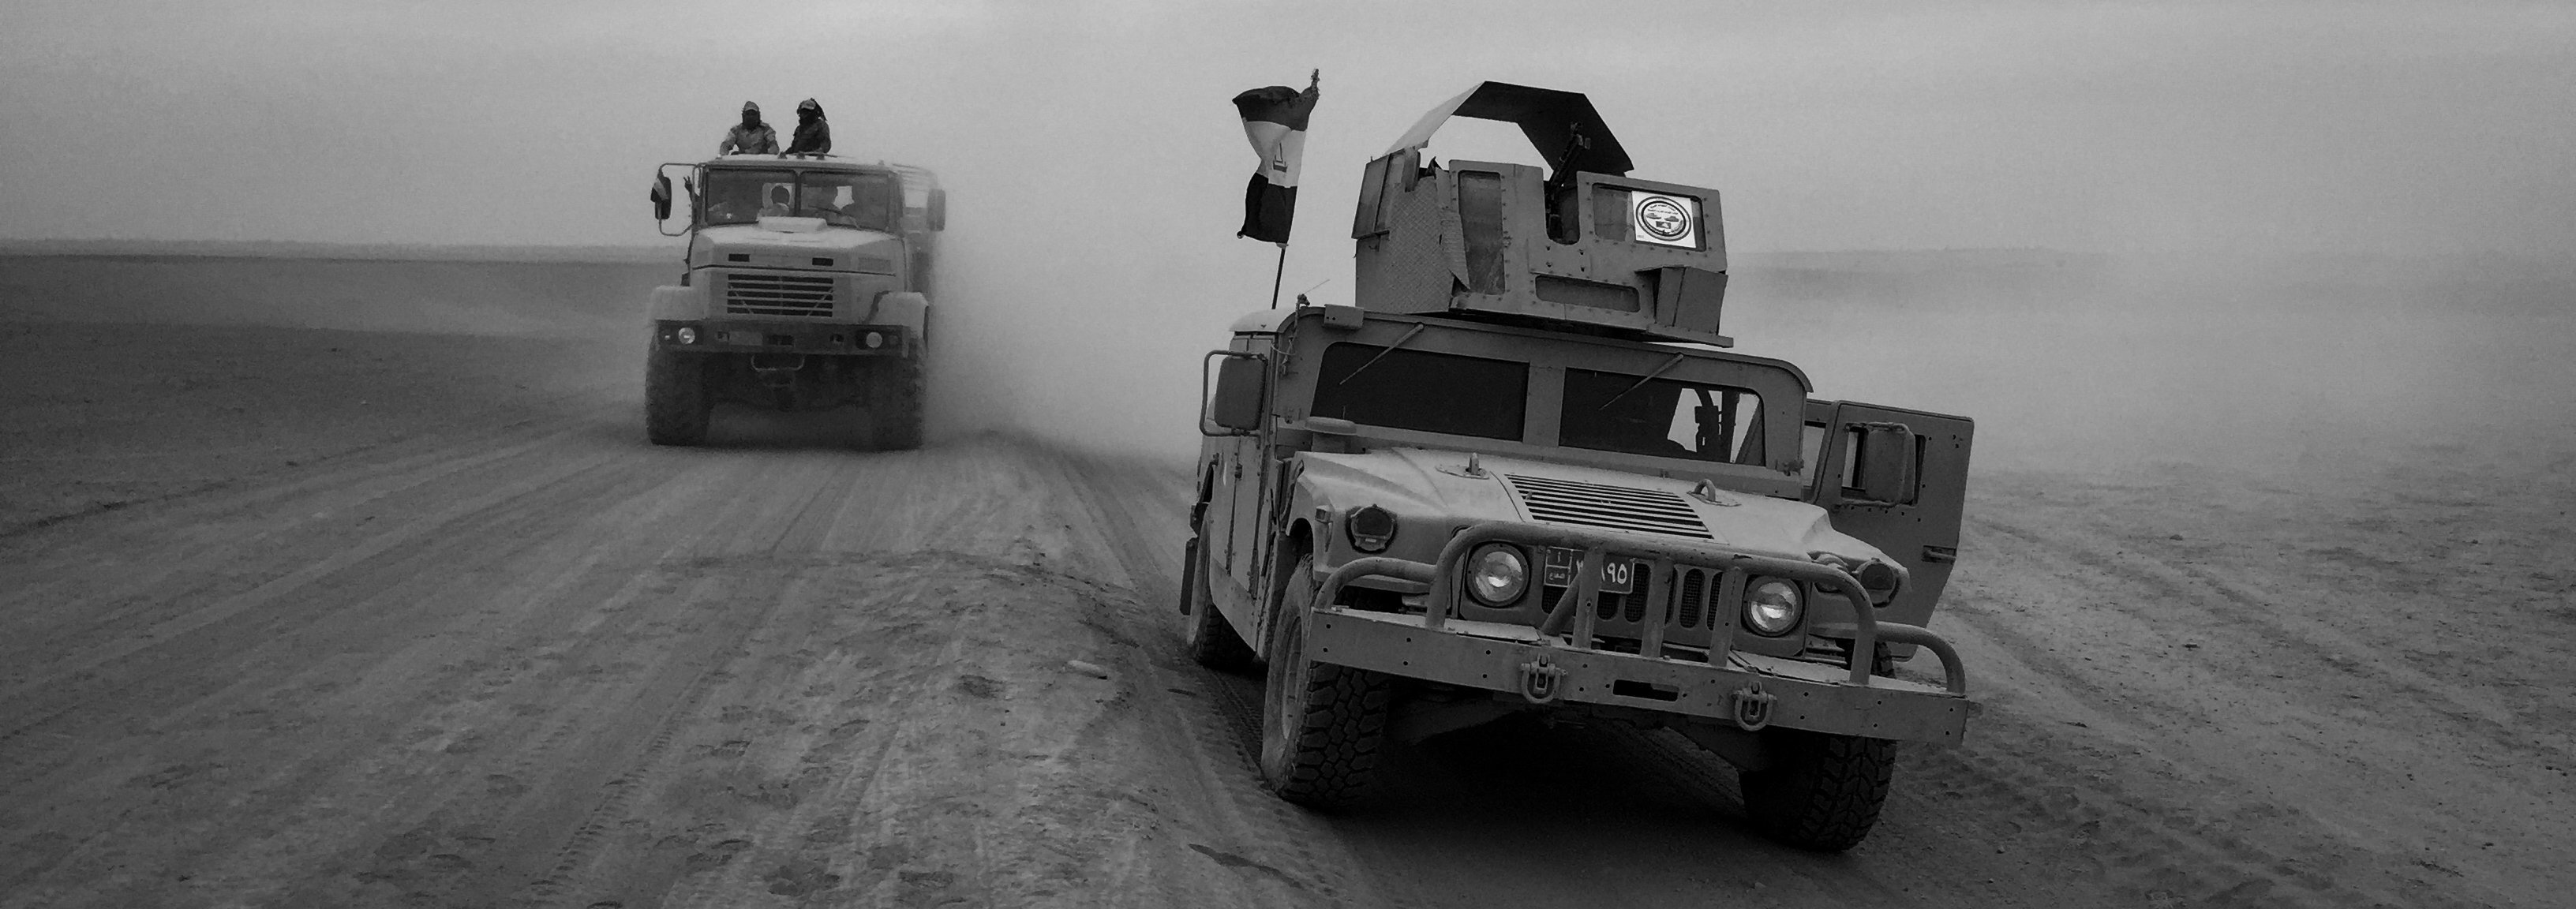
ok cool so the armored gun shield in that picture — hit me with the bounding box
[1350,82,1732,346]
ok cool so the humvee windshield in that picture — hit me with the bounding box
[1560,368,1765,464]
[1313,342,1527,440]
[700,167,901,231]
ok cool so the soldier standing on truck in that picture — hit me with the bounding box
[787,99,832,155]
[720,102,779,155]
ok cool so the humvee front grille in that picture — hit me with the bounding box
[1555,567,1721,628]
[724,273,837,316]
[1503,474,1712,540]
[1675,567,1710,628]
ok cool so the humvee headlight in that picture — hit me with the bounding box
[1743,578,1804,636]
[865,331,884,349]
[1465,544,1528,607]
[1344,505,1397,553]
[674,326,698,345]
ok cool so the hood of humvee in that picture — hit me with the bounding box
[1297,447,1889,564]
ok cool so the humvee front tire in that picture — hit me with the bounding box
[1739,728,1899,851]
[644,345,711,446]
[871,355,924,451]
[1181,536,1258,674]
[1259,554,1391,810]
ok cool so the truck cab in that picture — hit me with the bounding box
[641,155,947,448]
[1179,83,1974,851]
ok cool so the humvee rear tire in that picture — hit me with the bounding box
[1739,728,1898,851]
[644,345,711,446]
[1259,554,1390,810]
[872,355,925,451]
[1181,536,1257,674]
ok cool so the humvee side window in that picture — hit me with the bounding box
[1799,421,1828,485]
[1839,425,1924,505]
[1314,342,1528,440]
[1560,368,1764,464]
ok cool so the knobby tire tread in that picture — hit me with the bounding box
[1741,729,1899,851]
[1262,554,1391,812]
[1270,656,1391,810]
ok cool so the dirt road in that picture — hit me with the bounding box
[3,255,2567,907]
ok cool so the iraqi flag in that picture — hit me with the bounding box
[1232,83,1319,244]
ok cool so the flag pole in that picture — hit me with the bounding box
[1267,244,1287,309]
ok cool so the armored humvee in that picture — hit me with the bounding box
[1181,83,1974,851]
[642,154,946,448]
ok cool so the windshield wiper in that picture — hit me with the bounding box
[1335,323,1428,387]
[1597,352,1687,410]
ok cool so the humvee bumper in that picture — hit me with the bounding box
[654,320,908,355]
[1309,609,1967,743]
[1306,521,1972,745]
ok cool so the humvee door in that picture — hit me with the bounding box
[1802,401,1974,630]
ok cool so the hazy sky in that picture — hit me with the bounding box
[5,1,2571,276]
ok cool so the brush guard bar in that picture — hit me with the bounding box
[1308,522,1971,743]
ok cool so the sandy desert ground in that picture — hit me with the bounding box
[1,251,2570,907]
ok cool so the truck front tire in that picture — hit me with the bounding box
[645,345,711,446]
[871,354,924,451]
[1739,728,1899,851]
[1259,554,1391,811]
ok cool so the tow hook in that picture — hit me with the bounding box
[751,353,805,388]
[1516,657,1567,705]
[1728,682,1776,731]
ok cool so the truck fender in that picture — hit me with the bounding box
[649,284,707,321]
[867,291,930,335]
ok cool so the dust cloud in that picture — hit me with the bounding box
[1724,250,2576,478]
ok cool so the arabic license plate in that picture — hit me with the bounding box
[1543,548,1636,594]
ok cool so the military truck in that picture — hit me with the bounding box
[642,154,946,448]
[1179,83,1974,851]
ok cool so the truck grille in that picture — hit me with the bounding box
[724,273,837,316]
[1503,474,1713,540]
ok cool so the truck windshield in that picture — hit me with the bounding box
[1314,342,1527,440]
[699,168,900,230]
[1559,368,1765,463]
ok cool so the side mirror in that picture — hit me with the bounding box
[1201,351,1267,436]
[651,174,674,222]
[1848,423,1918,504]
[928,188,947,232]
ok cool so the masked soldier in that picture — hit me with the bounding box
[720,102,780,155]
[786,99,832,156]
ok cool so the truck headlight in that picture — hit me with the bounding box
[1344,504,1396,553]
[1465,543,1528,606]
[865,331,884,349]
[1743,578,1803,636]
[675,326,698,345]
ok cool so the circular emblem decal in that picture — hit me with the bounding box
[1635,196,1693,243]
